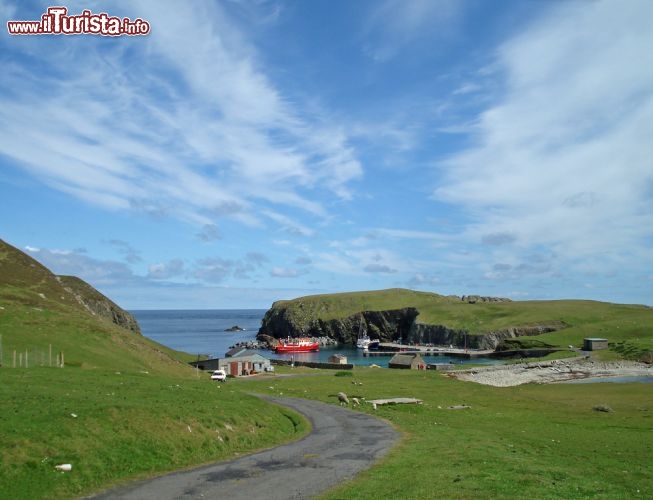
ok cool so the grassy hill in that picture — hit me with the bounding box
[0,239,308,498]
[0,238,183,374]
[262,288,653,361]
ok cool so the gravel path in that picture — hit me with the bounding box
[89,397,399,500]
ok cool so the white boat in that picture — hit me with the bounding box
[357,335,372,349]
[356,317,379,349]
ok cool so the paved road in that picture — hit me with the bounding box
[91,397,399,500]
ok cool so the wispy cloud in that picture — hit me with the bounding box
[107,240,142,264]
[362,0,465,61]
[148,259,185,280]
[436,0,653,275]
[270,266,305,278]
[0,0,361,233]
[263,210,315,237]
[25,246,137,286]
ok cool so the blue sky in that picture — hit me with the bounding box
[1,0,652,309]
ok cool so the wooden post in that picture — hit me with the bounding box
[25,349,28,368]
[49,344,52,367]
[60,352,64,368]
[19,352,22,368]
[13,350,16,368]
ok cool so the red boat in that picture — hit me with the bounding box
[274,337,320,353]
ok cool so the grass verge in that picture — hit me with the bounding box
[0,367,309,499]
[243,366,653,499]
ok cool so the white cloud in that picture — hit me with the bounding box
[270,267,303,278]
[363,263,397,274]
[148,259,185,280]
[436,0,653,273]
[25,246,137,286]
[263,210,315,237]
[0,0,361,234]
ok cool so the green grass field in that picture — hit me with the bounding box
[2,362,651,499]
[2,240,652,498]
[0,367,309,499]
[243,366,653,499]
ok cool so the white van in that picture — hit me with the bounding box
[210,369,227,381]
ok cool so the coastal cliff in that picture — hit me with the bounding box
[256,289,566,349]
[409,322,564,349]
[258,307,418,345]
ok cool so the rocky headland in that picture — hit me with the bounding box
[256,290,563,350]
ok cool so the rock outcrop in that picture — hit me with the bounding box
[258,307,418,345]
[56,275,141,334]
[409,323,564,349]
[460,295,512,304]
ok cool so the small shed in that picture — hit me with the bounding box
[219,352,272,376]
[583,338,608,351]
[328,354,348,365]
[389,352,426,370]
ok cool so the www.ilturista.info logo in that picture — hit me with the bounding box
[7,6,150,36]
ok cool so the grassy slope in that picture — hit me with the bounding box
[0,240,308,498]
[3,238,651,498]
[271,288,653,358]
[243,366,653,499]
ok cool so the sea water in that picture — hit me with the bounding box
[132,309,502,367]
[132,309,266,359]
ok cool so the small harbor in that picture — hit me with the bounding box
[365,343,495,359]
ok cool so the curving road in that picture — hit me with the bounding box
[91,397,399,500]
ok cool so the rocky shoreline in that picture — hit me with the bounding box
[450,358,653,387]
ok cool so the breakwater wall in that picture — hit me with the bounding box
[271,359,353,370]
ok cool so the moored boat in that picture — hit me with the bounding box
[356,335,372,349]
[356,317,379,349]
[274,337,320,353]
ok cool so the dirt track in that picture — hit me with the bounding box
[90,396,399,500]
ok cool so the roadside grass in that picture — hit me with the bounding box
[243,366,653,499]
[0,367,310,499]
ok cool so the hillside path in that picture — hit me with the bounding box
[90,396,399,500]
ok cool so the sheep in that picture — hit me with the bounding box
[337,392,349,406]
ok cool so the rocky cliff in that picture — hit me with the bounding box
[56,275,141,334]
[258,307,418,345]
[409,322,564,349]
